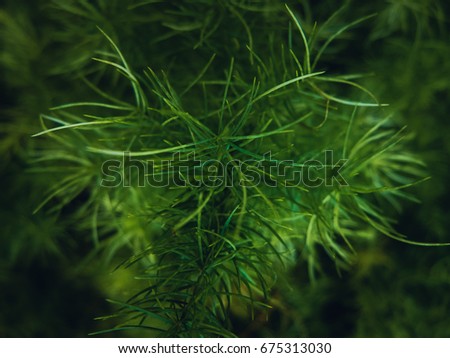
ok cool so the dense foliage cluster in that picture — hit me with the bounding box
[1,0,449,337]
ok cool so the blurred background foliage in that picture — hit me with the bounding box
[0,0,449,337]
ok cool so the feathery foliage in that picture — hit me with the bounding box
[1,0,449,337]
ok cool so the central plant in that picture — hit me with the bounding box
[32,2,429,337]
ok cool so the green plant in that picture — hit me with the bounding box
[1,0,449,338]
